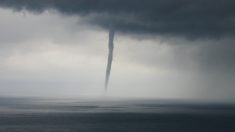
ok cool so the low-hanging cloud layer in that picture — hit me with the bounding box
[0,0,235,70]
[0,0,235,38]
[0,0,235,102]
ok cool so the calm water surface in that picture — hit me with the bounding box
[0,97,235,132]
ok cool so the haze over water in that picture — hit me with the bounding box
[0,0,235,131]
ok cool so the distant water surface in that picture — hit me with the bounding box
[0,97,235,132]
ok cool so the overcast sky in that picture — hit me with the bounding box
[0,0,235,102]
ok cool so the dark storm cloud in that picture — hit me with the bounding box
[0,0,235,38]
[0,0,235,72]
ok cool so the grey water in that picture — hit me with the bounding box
[0,97,235,132]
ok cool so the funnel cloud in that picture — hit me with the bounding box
[0,1,235,102]
[105,26,115,91]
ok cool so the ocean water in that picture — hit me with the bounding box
[0,97,235,132]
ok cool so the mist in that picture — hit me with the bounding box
[0,3,234,103]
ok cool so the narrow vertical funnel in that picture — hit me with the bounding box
[105,26,115,91]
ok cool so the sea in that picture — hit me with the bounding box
[0,97,235,132]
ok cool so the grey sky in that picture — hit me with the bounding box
[0,1,234,102]
[1,0,235,38]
